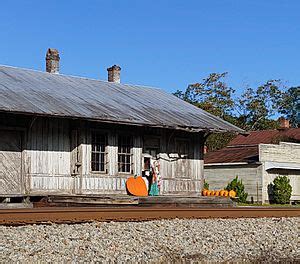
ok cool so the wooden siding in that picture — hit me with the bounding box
[74,126,203,195]
[1,115,204,196]
[159,133,203,194]
[26,118,72,194]
[0,130,23,195]
[204,165,262,202]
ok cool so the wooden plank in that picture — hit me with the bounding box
[47,118,53,177]
[70,129,77,175]
[0,203,33,209]
[0,130,22,195]
[138,196,233,205]
[48,195,138,205]
[133,135,142,175]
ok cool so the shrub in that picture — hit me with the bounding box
[271,176,292,204]
[226,176,248,203]
[203,180,209,190]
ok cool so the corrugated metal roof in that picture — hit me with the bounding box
[0,65,243,132]
[204,128,300,164]
[204,146,259,164]
[228,128,300,145]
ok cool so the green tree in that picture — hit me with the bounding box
[174,73,299,151]
[174,73,239,150]
[174,72,235,118]
[225,176,248,203]
[271,176,292,204]
[237,80,284,130]
[279,87,300,128]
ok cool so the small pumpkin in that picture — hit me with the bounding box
[210,190,215,196]
[229,190,236,198]
[206,190,212,196]
[215,191,220,196]
[223,190,229,197]
[202,189,208,196]
[126,176,148,196]
[220,190,225,196]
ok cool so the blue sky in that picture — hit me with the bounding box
[0,0,299,94]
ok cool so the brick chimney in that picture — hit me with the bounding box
[279,117,290,129]
[46,48,60,73]
[107,65,121,83]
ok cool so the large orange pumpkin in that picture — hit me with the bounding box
[126,176,148,196]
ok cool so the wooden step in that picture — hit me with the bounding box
[33,194,235,208]
[138,196,235,208]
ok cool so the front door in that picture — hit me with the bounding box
[0,130,23,195]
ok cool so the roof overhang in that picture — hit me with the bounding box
[0,109,242,133]
[265,161,300,171]
[205,162,261,167]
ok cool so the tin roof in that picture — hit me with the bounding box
[0,65,243,133]
[204,146,259,164]
[205,128,300,164]
[228,128,300,145]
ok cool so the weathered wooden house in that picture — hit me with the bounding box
[0,49,242,198]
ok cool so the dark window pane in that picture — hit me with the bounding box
[100,163,104,172]
[91,132,107,172]
[118,135,132,173]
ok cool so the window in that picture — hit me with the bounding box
[91,132,107,172]
[175,139,189,158]
[144,137,160,158]
[118,135,133,173]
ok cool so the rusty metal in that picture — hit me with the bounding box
[0,207,299,225]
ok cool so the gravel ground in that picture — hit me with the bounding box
[0,217,299,263]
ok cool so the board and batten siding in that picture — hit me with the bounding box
[79,128,203,195]
[160,133,203,195]
[25,118,72,194]
[204,164,262,202]
[0,129,23,196]
[78,127,143,194]
[2,115,204,196]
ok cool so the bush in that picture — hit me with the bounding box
[226,176,248,203]
[271,176,292,204]
[203,180,209,190]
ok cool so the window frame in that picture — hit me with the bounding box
[90,130,108,174]
[117,134,133,174]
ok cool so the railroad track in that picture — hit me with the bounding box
[0,207,299,225]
